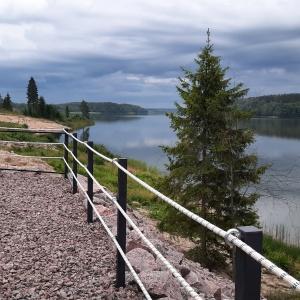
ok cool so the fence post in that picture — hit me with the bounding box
[116,158,127,288]
[87,141,94,223]
[64,129,69,179]
[72,133,78,194]
[235,226,262,300]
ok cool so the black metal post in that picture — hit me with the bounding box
[87,141,94,223]
[72,133,78,194]
[116,158,127,288]
[235,226,262,300]
[64,129,69,179]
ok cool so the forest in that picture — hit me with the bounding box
[237,93,300,118]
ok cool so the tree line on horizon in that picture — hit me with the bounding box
[1,76,91,121]
[237,93,300,118]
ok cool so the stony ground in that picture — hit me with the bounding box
[0,171,142,300]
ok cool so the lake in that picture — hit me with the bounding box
[76,115,300,245]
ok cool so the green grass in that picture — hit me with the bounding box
[263,235,300,277]
[267,291,300,300]
[0,121,27,128]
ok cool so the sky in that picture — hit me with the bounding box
[0,0,300,108]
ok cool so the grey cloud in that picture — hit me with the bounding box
[1,1,300,106]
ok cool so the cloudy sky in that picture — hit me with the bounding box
[0,0,299,107]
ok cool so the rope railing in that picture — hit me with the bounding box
[1,126,299,298]
[63,129,300,292]
[64,130,112,162]
[63,158,152,300]
[0,127,64,134]
[0,140,63,146]
[0,153,63,160]
[0,129,64,174]
[63,143,202,300]
[113,160,300,290]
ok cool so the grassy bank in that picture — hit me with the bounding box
[62,115,94,130]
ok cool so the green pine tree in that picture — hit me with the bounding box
[80,100,90,119]
[27,77,39,116]
[2,93,13,111]
[159,30,267,267]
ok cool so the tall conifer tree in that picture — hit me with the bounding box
[160,30,266,267]
[27,77,39,116]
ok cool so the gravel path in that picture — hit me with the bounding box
[0,171,142,300]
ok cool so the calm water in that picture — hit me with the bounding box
[77,116,300,245]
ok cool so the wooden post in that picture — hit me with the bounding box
[64,129,69,179]
[72,133,78,194]
[235,226,262,300]
[87,141,94,223]
[116,158,127,288]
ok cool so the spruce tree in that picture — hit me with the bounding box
[2,93,13,111]
[159,30,266,267]
[27,77,39,116]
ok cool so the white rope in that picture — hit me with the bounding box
[62,133,300,291]
[63,130,113,162]
[63,159,152,300]
[63,144,202,299]
[0,127,64,133]
[0,153,63,160]
[0,140,63,146]
[112,160,300,291]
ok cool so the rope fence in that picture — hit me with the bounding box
[0,126,299,300]
[63,158,153,300]
[62,129,300,292]
[63,143,202,299]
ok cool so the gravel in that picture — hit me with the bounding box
[0,171,143,300]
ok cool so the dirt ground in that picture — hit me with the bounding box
[0,150,54,172]
[0,114,65,130]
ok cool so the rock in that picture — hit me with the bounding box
[126,239,150,253]
[94,205,113,217]
[185,271,199,287]
[180,265,191,278]
[127,248,156,273]
[214,288,222,300]
[139,270,182,299]
[156,249,184,271]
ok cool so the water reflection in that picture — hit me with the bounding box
[242,118,300,139]
[90,114,143,122]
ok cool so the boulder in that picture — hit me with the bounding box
[156,249,184,271]
[139,270,182,299]
[126,248,156,273]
